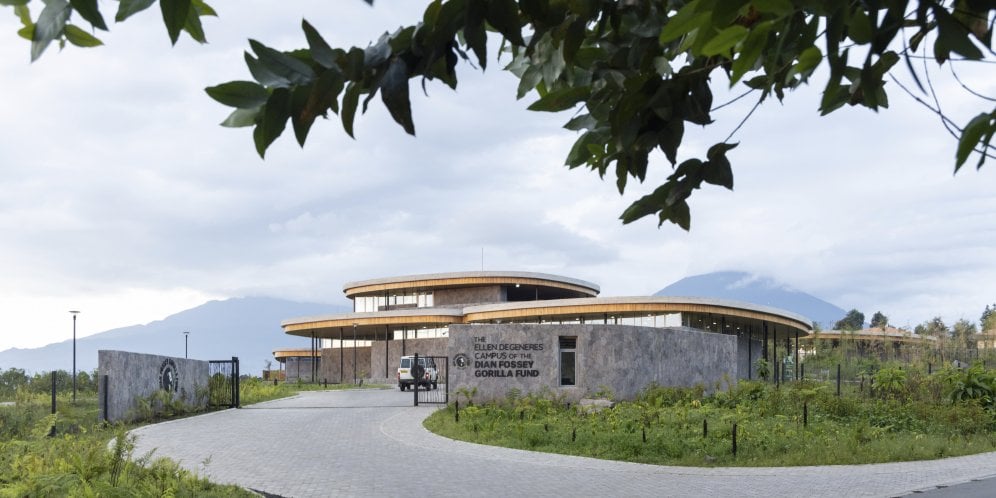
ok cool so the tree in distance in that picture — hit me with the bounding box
[835,308,865,331]
[870,311,889,328]
[6,0,995,230]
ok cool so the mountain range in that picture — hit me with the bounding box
[654,271,845,328]
[0,271,846,374]
[0,297,348,375]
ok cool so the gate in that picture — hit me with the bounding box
[413,354,448,406]
[209,357,240,409]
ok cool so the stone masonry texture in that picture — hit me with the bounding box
[447,324,737,402]
[98,350,209,422]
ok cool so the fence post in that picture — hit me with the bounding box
[703,419,708,438]
[233,357,240,408]
[49,372,57,437]
[102,374,109,423]
[928,363,932,375]
[803,402,808,428]
[836,364,841,397]
[732,423,737,456]
[413,353,419,407]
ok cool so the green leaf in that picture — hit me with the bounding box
[0,0,30,6]
[249,39,316,86]
[562,17,585,65]
[340,82,361,138]
[730,22,772,83]
[160,0,192,46]
[205,81,270,109]
[182,1,206,43]
[69,0,107,30]
[253,88,291,158]
[932,4,984,63]
[115,0,155,23]
[191,0,216,17]
[63,24,103,47]
[751,0,793,16]
[311,67,344,115]
[702,142,737,189]
[661,200,691,230]
[785,46,822,83]
[659,1,707,44]
[464,0,487,69]
[291,84,317,147]
[956,112,995,171]
[17,24,33,41]
[701,25,748,56]
[847,7,873,44]
[245,52,289,87]
[486,0,524,46]
[302,19,336,69]
[220,107,260,128]
[31,0,71,62]
[620,186,668,224]
[527,85,589,112]
[14,4,31,25]
[379,57,415,135]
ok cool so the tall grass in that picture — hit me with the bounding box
[0,392,252,496]
[425,371,996,467]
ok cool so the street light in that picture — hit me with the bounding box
[69,310,80,404]
[183,331,190,359]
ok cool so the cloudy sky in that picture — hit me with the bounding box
[1,1,993,351]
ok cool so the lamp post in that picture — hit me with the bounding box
[69,310,80,404]
[183,331,190,359]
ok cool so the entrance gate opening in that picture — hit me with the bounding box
[413,354,448,406]
[209,357,240,409]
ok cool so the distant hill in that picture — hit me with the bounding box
[0,297,349,375]
[655,271,846,328]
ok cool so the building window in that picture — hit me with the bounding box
[559,336,576,386]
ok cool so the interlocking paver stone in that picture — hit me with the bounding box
[129,389,996,497]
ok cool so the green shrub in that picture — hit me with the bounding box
[946,363,996,407]
[872,366,908,399]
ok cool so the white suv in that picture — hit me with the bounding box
[397,356,438,391]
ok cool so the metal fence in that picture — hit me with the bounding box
[414,354,448,406]
[208,357,240,409]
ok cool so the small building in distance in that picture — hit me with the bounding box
[800,326,936,360]
[272,348,321,383]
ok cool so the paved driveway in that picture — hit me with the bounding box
[130,389,996,497]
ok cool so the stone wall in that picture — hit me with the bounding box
[320,347,371,384]
[369,338,448,384]
[446,324,738,402]
[284,357,321,383]
[98,350,209,423]
[433,285,505,306]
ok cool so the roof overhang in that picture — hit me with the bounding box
[342,271,600,298]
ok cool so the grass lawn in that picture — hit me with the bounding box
[425,374,996,467]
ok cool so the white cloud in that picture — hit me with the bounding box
[0,1,993,351]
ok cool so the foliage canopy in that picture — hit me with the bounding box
[5,0,995,229]
[835,308,866,330]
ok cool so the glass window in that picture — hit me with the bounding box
[559,336,576,386]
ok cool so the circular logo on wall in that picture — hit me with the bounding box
[453,354,469,369]
[159,358,179,392]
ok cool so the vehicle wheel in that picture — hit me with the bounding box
[399,384,404,391]
[432,382,438,390]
